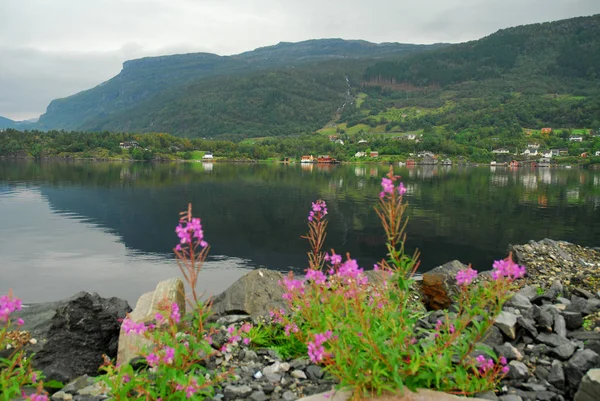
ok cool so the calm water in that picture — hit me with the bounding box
[1,160,599,306]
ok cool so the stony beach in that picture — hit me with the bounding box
[5,239,600,401]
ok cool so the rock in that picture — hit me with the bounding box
[553,314,567,338]
[420,260,467,310]
[475,391,499,400]
[498,396,523,401]
[585,340,600,356]
[547,360,565,390]
[224,385,253,399]
[291,369,307,379]
[283,391,298,401]
[117,277,185,366]
[482,326,505,347]
[506,294,532,311]
[532,305,553,331]
[306,365,324,381]
[574,369,600,401]
[537,332,572,348]
[565,349,600,394]
[569,331,600,341]
[562,311,584,330]
[210,269,286,317]
[516,286,540,301]
[296,389,490,401]
[507,361,529,381]
[250,391,270,401]
[573,288,596,299]
[494,343,523,361]
[547,342,577,361]
[11,291,131,383]
[517,317,538,338]
[51,392,73,401]
[62,376,95,394]
[566,296,588,315]
[585,299,600,315]
[495,311,518,340]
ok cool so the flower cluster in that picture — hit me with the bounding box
[491,258,526,281]
[379,176,407,198]
[307,331,332,363]
[456,267,478,286]
[175,217,207,251]
[121,319,148,335]
[0,293,22,322]
[308,200,328,222]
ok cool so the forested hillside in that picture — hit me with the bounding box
[36,39,440,133]
[0,116,15,129]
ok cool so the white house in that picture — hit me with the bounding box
[596,151,600,157]
[335,139,345,145]
[358,139,368,144]
[569,136,583,142]
[541,150,553,158]
[522,148,538,156]
[354,151,366,157]
[492,148,510,154]
[528,143,540,149]
[202,152,214,160]
[551,149,561,157]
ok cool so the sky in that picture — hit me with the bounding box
[1,0,599,121]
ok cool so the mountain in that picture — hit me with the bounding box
[37,39,442,134]
[0,116,15,129]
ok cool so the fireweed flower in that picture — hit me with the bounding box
[175,217,208,248]
[308,200,328,221]
[475,355,495,373]
[26,395,49,401]
[0,294,22,322]
[146,353,160,367]
[307,331,333,363]
[324,252,342,266]
[305,268,327,285]
[170,302,181,323]
[121,319,147,335]
[337,259,367,285]
[491,259,526,281]
[380,177,394,198]
[398,182,407,196]
[163,347,175,364]
[456,267,478,286]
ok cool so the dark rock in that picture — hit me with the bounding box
[537,333,573,348]
[224,385,253,399]
[585,298,600,315]
[569,331,600,341]
[574,369,600,401]
[516,286,541,301]
[506,294,533,311]
[565,349,600,394]
[498,395,523,401]
[495,342,523,361]
[62,375,95,394]
[507,361,529,381]
[496,311,518,339]
[282,391,297,401]
[548,360,565,390]
[420,260,467,310]
[562,312,584,330]
[573,287,595,299]
[249,391,269,401]
[585,340,600,356]
[535,366,550,381]
[533,305,554,331]
[566,296,588,315]
[547,343,577,361]
[210,269,286,317]
[482,325,505,347]
[12,292,131,383]
[517,316,538,338]
[475,391,499,400]
[305,365,324,381]
[553,314,567,338]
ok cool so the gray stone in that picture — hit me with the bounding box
[574,369,600,401]
[249,391,269,401]
[482,325,505,347]
[516,286,540,301]
[585,298,600,315]
[494,342,523,361]
[533,305,553,331]
[495,311,518,339]
[216,315,252,325]
[554,314,567,338]
[306,365,324,381]
[507,361,529,381]
[562,311,584,330]
[62,376,95,394]
[243,350,259,363]
[498,396,523,401]
[537,332,572,347]
[210,269,286,317]
[519,383,547,392]
[517,317,538,338]
[573,287,596,299]
[291,369,307,379]
[569,331,600,341]
[566,296,588,314]
[282,391,298,401]
[475,391,499,401]
[547,360,565,390]
[224,385,253,399]
[51,392,73,401]
[117,277,185,366]
[548,342,577,360]
[506,294,532,311]
[585,340,600,356]
[265,372,283,383]
[565,349,600,394]
[11,291,131,383]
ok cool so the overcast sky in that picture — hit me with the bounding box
[1,0,599,121]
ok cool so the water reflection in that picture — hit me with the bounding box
[1,160,600,304]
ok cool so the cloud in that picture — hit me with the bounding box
[0,0,599,120]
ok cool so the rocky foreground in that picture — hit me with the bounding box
[6,239,600,401]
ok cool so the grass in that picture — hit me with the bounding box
[355,92,368,108]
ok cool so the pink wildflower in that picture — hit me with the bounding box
[123,374,130,383]
[456,267,478,286]
[308,200,328,221]
[121,319,147,335]
[155,313,164,325]
[170,302,181,323]
[475,355,494,373]
[26,395,49,401]
[146,353,160,367]
[324,252,342,266]
[243,337,251,345]
[17,318,24,326]
[175,217,208,249]
[381,177,394,196]
[491,258,526,281]
[163,346,175,364]
[240,322,252,333]
[398,182,407,195]
[0,293,22,322]
[307,331,333,363]
[305,268,327,285]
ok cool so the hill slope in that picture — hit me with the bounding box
[0,116,15,129]
[36,39,441,133]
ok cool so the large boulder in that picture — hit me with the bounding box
[11,291,131,383]
[297,389,489,401]
[210,268,286,317]
[420,260,468,310]
[116,277,186,366]
[575,369,600,401]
